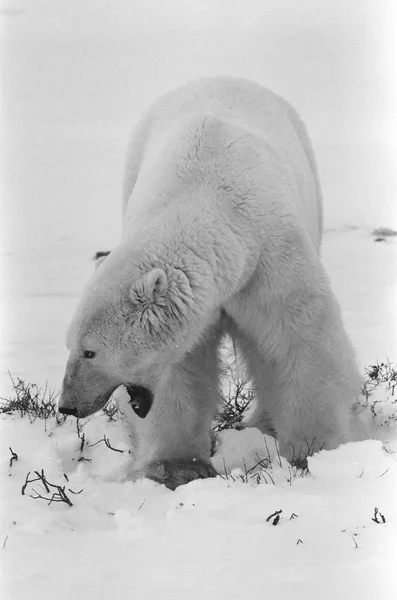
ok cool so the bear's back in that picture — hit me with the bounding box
[123,77,322,248]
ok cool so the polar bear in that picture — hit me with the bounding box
[58,77,365,489]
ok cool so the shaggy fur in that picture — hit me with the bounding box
[59,77,367,489]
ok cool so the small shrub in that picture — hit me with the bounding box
[0,376,65,425]
[361,360,397,428]
[362,361,397,398]
[372,227,397,238]
[214,348,254,432]
[102,397,124,422]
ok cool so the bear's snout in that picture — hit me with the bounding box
[58,364,120,418]
[58,406,78,417]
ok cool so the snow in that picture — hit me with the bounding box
[1,411,397,599]
[1,1,397,599]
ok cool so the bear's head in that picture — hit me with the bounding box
[58,247,194,419]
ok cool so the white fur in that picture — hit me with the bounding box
[60,77,366,488]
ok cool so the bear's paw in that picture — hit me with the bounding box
[142,460,218,490]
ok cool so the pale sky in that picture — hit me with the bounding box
[1,0,396,254]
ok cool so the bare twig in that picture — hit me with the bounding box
[222,458,230,480]
[103,436,124,453]
[21,470,75,507]
[372,507,386,524]
[274,439,282,469]
[9,447,18,468]
[88,435,124,453]
[263,436,273,465]
[254,467,275,486]
[21,472,31,496]
[266,509,282,523]
[76,419,89,451]
[248,456,275,485]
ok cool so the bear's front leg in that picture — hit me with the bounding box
[129,327,223,489]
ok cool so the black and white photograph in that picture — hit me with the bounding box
[1,1,396,598]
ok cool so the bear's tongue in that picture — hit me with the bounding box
[125,385,153,418]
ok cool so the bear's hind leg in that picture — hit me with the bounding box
[225,255,363,465]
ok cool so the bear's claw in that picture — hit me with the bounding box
[143,460,218,490]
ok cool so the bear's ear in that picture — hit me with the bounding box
[93,251,111,270]
[128,267,193,329]
[129,268,169,306]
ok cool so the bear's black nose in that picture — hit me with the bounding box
[59,406,78,417]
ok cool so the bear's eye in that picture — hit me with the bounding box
[83,350,96,359]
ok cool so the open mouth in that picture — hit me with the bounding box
[124,384,153,418]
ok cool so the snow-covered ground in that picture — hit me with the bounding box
[1,2,397,599]
[1,411,397,600]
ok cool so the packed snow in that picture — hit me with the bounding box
[1,1,397,599]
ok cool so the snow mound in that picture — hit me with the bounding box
[308,439,396,479]
[211,427,285,474]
